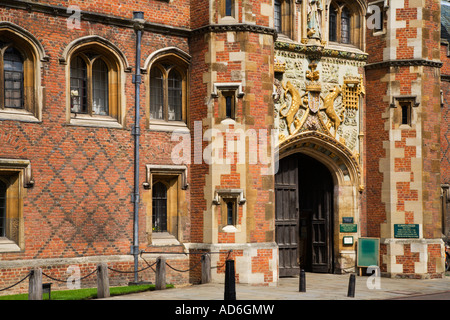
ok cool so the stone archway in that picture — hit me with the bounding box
[276,131,362,274]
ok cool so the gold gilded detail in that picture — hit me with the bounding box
[279,81,308,135]
[320,86,343,136]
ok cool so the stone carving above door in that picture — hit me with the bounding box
[274,54,364,156]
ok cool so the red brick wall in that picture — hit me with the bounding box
[441,42,450,187]
[364,67,388,238]
[0,2,194,293]
[188,31,208,243]
[0,5,191,259]
[35,0,191,28]
[421,65,442,239]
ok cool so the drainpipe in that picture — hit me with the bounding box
[132,11,144,284]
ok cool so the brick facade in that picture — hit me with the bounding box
[0,0,448,295]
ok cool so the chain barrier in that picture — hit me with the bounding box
[165,253,206,273]
[139,253,158,272]
[0,271,32,292]
[211,250,232,269]
[0,250,233,293]
[42,268,98,283]
[140,249,233,272]
[106,261,156,274]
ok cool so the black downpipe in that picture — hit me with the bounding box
[132,11,144,284]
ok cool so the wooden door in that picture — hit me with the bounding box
[275,156,299,277]
[298,154,334,273]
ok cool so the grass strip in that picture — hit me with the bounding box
[0,283,174,300]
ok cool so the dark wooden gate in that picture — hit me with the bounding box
[275,156,299,277]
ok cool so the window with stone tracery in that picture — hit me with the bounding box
[327,1,364,50]
[274,0,294,39]
[149,61,186,123]
[0,25,43,122]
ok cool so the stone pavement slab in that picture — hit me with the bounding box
[101,272,450,300]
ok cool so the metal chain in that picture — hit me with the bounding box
[165,254,206,273]
[0,271,31,292]
[42,268,97,283]
[107,262,155,274]
[0,250,234,293]
[211,251,232,269]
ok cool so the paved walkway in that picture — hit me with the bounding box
[102,273,450,300]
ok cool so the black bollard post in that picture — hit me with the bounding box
[224,260,236,300]
[299,269,306,292]
[347,274,356,298]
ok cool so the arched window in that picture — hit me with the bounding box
[148,53,188,125]
[327,1,364,49]
[64,38,126,127]
[0,31,41,121]
[273,0,293,39]
[0,180,6,238]
[152,182,167,232]
[70,53,111,117]
[0,25,43,121]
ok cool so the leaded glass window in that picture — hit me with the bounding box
[3,47,23,109]
[92,59,109,116]
[341,7,350,44]
[274,0,282,33]
[168,69,182,121]
[70,56,88,113]
[152,182,167,232]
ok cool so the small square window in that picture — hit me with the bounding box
[221,0,235,19]
[225,200,236,226]
[225,0,234,17]
[212,83,244,122]
[400,103,411,126]
[212,189,246,230]
[221,91,236,120]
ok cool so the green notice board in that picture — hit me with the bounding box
[357,238,380,267]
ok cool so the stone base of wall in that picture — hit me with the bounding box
[336,250,357,274]
[186,242,279,286]
[381,238,446,279]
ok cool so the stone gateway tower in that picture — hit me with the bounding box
[365,0,445,278]
[188,0,279,284]
[0,0,448,294]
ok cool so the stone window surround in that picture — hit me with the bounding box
[144,165,188,246]
[0,158,33,253]
[212,189,246,233]
[0,22,48,123]
[60,36,130,129]
[143,47,191,133]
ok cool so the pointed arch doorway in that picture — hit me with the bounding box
[276,153,335,276]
